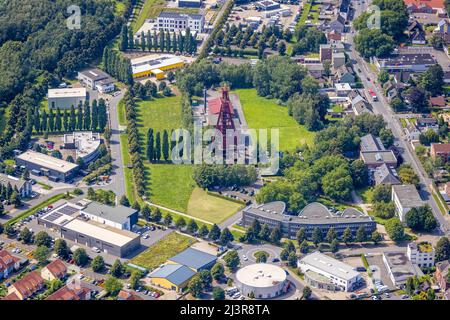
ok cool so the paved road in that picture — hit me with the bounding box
[349,0,450,236]
[106,90,126,198]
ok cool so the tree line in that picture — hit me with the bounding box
[193,164,258,189]
[120,24,198,55]
[102,47,134,85]
[32,99,108,134]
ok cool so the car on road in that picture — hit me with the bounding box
[272,258,280,263]
[367,77,370,81]
[143,234,149,239]
[242,255,248,261]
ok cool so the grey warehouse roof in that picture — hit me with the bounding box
[168,248,217,270]
[81,202,137,224]
[392,184,423,207]
[149,264,196,285]
[299,251,360,281]
[360,134,385,152]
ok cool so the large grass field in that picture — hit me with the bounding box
[130,232,196,270]
[236,89,315,151]
[136,95,182,136]
[187,188,243,224]
[146,163,196,212]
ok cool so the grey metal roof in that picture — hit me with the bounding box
[360,150,397,165]
[79,68,110,82]
[149,264,196,286]
[383,251,421,285]
[168,248,217,270]
[0,173,27,190]
[244,202,374,225]
[374,164,401,185]
[392,185,423,207]
[81,202,137,224]
[360,134,385,152]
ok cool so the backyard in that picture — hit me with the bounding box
[236,88,315,151]
[130,232,196,270]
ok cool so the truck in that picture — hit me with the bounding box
[368,89,378,102]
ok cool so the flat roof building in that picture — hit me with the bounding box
[235,263,288,299]
[298,251,363,292]
[80,201,138,231]
[77,68,114,93]
[255,0,281,11]
[156,11,204,33]
[63,132,101,164]
[391,184,423,222]
[360,150,398,169]
[382,251,423,287]
[407,241,435,268]
[242,202,376,240]
[48,88,87,110]
[15,150,79,182]
[131,55,185,79]
[167,247,217,272]
[38,201,140,257]
[178,0,202,8]
[374,53,436,72]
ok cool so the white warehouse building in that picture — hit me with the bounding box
[298,251,363,292]
[235,263,289,299]
[80,201,138,231]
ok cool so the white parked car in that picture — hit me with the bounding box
[242,255,248,261]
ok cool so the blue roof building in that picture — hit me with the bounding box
[149,264,196,292]
[168,248,217,272]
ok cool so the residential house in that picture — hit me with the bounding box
[429,96,446,108]
[327,30,342,44]
[407,241,435,268]
[335,83,352,97]
[319,43,345,63]
[434,19,450,42]
[329,15,346,33]
[117,290,143,300]
[332,51,346,68]
[391,184,423,222]
[0,250,21,279]
[8,271,45,300]
[351,94,372,115]
[41,259,67,281]
[334,65,355,85]
[0,174,32,199]
[435,260,450,291]
[46,284,92,300]
[430,143,450,161]
[405,122,421,141]
[407,20,427,45]
[304,63,325,79]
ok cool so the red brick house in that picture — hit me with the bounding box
[46,284,91,300]
[0,250,21,279]
[430,143,450,161]
[8,271,45,300]
[41,259,67,281]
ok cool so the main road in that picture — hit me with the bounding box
[348,0,450,235]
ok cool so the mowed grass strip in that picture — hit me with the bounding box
[187,188,243,224]
[120,134,136,204]
[146,163,196,212]
[236,89,315,151]
[130,232,196,270]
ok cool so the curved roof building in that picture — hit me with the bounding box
[235,263,288,299]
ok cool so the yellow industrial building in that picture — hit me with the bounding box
[131,55,185,79]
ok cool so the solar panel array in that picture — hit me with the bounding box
[45,212,63,222]
[58,205,79,216]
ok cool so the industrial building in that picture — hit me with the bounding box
[149,264,196,292]
[80,201,138,231]
[382,251,423,287]
[63,132,101,164]
[15,150,79,182]
[242,202,376,240]
[167,247,217,272]
[255,0,281,11]
[178,0,202,8]
[235,263,288,299]
[37,201,140,257]
[77,68,115,93]
[156,11,204,33]
[47,88,87,110]
[0,173,32,198]
[298,252,363,292]
[131,55,185,79]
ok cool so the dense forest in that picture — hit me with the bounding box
[0,0,133,160]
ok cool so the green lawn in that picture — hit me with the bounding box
[186,188,243,224]
[236,88,315,151]
[120,134,136,204]
[297,3,312,27]
[147,163,195,212]
[356,186,374,204]
[118,99,126,126]
[130,232,196,270]
[136,96,182,137]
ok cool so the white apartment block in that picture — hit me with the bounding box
[156,11,204,33]
[391,184,423,222]
[407,242,435,268]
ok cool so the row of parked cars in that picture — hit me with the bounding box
[226,287,245,300]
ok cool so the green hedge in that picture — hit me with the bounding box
[6,193,67,226]
[206,190,247,205]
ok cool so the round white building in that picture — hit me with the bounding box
[235,263,288,299]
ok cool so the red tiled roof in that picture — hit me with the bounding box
[208,97,234,115]
[328,31,342,41]
[44,259,67,279]
[46,285,91,300]
[404,0,444,9]
[11,271,44,298]
[2,292,20,300]
[118,290,143,300]
[432,143,450,153]
[0,250,20,273]
[429,96,446,107]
